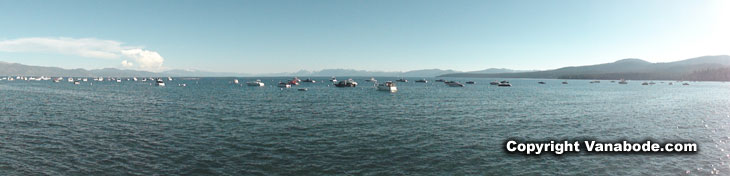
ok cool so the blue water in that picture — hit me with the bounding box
[1,77,730,175]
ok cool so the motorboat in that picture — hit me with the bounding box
[156,79,165,86]
[610,80,615,83]
[168,77,173,81]
[365,77,377,82]
[178,84,187,87]
[330,77,338,83]
[298,88,308,91]
[618,79,628,84]
[562,81,568,84]
[641,82,649,85]
[335,79,358,87]
[396,78,408,82]
[415,79,428,83]
[246,79,265,87]
[82,78,88,82]
[234,79,239,84]
[116,79,122,83]
[466,81,476,84]
[302,78,316,83]
[649,82,656,85]
[682,83,690,86]
[489,81,499,85]
[435,79,446,82]
[98,77,104,81]
[277,82,291,88]
[538,81,546,84]
[590,80,600,83]
[288,78,300,85]
[498,80,511,87]
[377,81,397,92]
[73,81,80,85]
[53,77,62,83]
[133,77,138,81]
[445,81,464,87]
[668,82,673,85]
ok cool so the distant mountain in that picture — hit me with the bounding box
[467,68,530,74]
[0,61,458,77]
[439,55,730,81]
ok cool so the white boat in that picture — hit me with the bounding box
[73,81,80,85]
[68,78,74,82]
[155,79,165,86]
[246,79,265,86]
[335,79,358,87]
[116,79,122,83]
[98,77,104,81]
[330,77,338,83]
[168,77,173,81]
[178,83,187,87]
[445,81,464,87]
[498,80,511,87]
[82,78,88,82]
[133,77,138,81]
[618,79,628,84]
[277,82,291,88]
[365,77,377,82]
[377,81,397,92]
[234,79,239,84]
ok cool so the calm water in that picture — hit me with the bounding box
[1,77,730,175]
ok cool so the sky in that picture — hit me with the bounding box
[0,0,729,73]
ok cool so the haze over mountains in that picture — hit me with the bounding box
[440,55,730,81]
[3,55,730,81]
[0,61,521,77]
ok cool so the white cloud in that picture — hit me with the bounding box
[121,60,134,67]
[0,37,165,71]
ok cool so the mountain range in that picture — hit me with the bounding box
[439,55,730,81]
[0,61,521,77]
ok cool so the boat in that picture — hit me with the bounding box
[116,79,122,83]
[302,78,316,83]
[610,80,615,83]
[298,88,308,91]
[288,78,300,85]
[335,79,358,87]
[98,77,104,81]
[168,77,173,81]
[498,80,511,87]
[133,77,138,81]
[562,81,568,84]
[234,79,239,84]
[82,78,88,82]
[618,79,628,84]
[489,81,499,85]
[277,82,291,88]
[682,83,690,86]
[445,81,464,87]
[538,81,546,84]
[330,77,338,83]
[466,81,476,84]
[377,81,397,92]
[73,81,80,85]
[649,82,656,85]
[415,79,428,83]
[396,78,408,82]
[142,78,148,82]
[365,77,377,82]
[155,79,165,86]
[435,79,446,82]
[590,80,600,83]
[641,82,649,85]
[668,82,673,85]
[246,79,265,87]
[178,83,187,87]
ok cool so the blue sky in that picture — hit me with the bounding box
[0,0,728,73]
